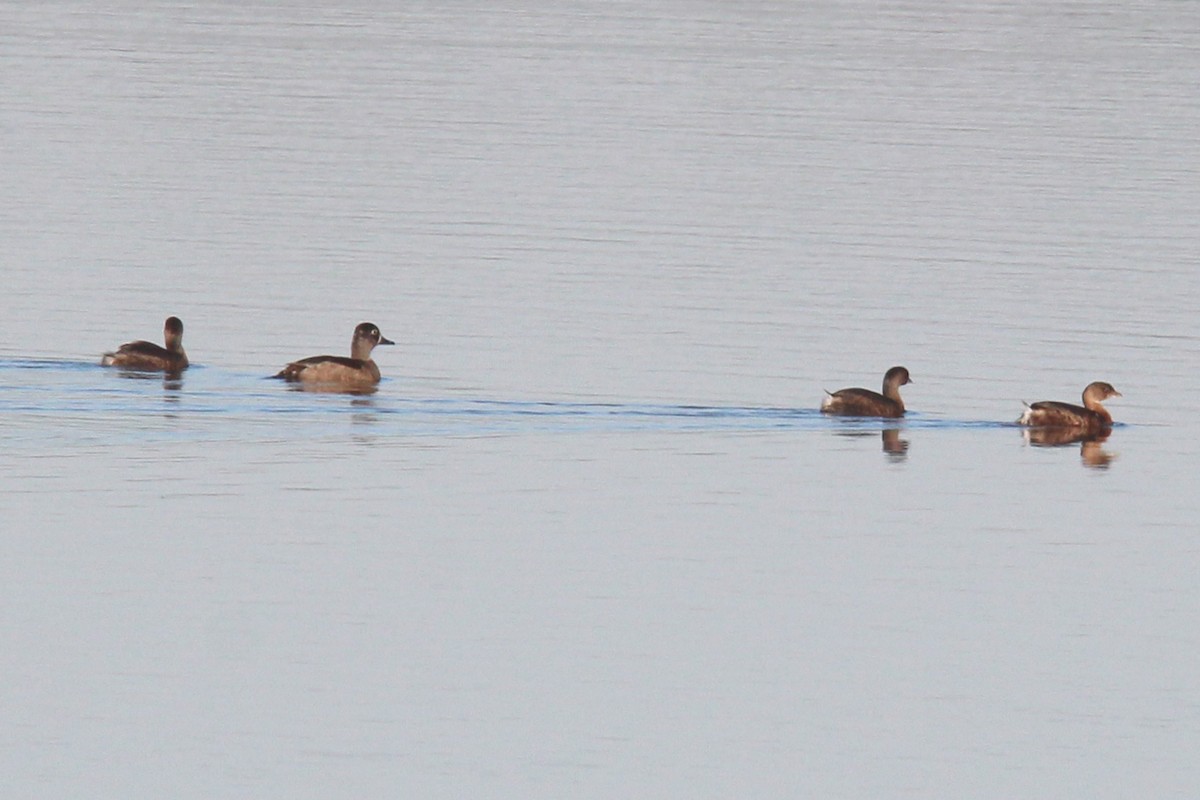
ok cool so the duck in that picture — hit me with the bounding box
[820,366,911,418]
[273,322,394,390]
[101,316,189,373]
[1018,381,1121,430]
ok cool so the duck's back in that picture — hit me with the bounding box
[275,355,380,385]
[821,388,904,418]
[1020,400,1109,428]
[102,340,188,371]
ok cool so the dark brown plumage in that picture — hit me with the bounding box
[101,316,188,373]
[1018,381,1121,430]
[821,366,911,418]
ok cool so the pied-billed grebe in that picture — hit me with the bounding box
[101,316,188,372]
[1018,381,1121,430]
[273,322,394,389]
[820,366,911,418]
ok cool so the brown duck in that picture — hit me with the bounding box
[274,322,394,389]
[1018,381,1121,430]
[821,366,911,418]
[101,316,188,373]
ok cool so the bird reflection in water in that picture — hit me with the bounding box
[881,427,909,461]
[1023,426,1116,469]
[350,396,381,428]
[282,381,379,397]
[832,427,910,462]
[111,366,185,405]
[161,373,184,406]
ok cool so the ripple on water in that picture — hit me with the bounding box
[0,357,1053,454]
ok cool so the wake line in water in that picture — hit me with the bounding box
[369,398,1019,434]
[0,358,1074,434]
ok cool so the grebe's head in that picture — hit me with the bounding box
[883,366,911,387]
[1083,381,1121,402]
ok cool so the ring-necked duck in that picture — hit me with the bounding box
[101,316,188,372]
[1018,381,1121,430]
[273,322,394,389]
[820,366,911,418]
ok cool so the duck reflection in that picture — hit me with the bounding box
[1023,426,1116,469]
[111,367,185,401]
[161,373,184,404]
[832,427,910,462]
[881,427,909,461]
[350,396,381,426]
[282,381,378,397]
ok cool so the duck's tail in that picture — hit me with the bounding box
[1017,402,1034,426]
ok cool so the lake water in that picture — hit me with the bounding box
[3,2,1199,797]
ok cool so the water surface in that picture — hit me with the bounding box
[2,2,1199,797]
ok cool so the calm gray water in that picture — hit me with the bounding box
[3,2,1199,797]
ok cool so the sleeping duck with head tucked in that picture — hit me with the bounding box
[273,322,394,391]
[1018,381,1121,431]
[820,366,911,418]
[101,316,189,373]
